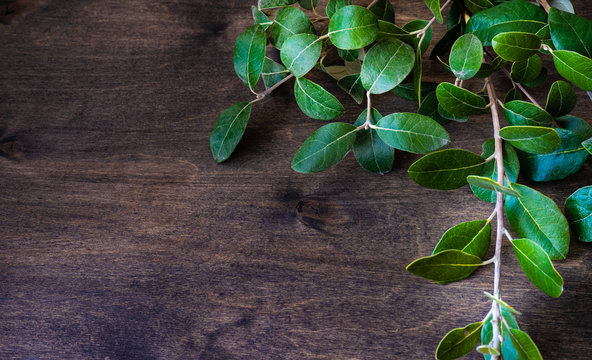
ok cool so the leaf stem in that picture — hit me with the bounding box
[364,92,372,130]
[538,0,551,13]
[482,257,496,265]
[255,73,295,101]
[408,0,454,37]
[488,208,498,222]
[503,228,514,242]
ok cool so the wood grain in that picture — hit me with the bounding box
[1,1,591,359]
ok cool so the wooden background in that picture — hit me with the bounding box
[1,0,591,358]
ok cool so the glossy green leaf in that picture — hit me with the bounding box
[502,101,553,126]
[565,186,592,242]
[438,104,468,123]
[467,176,520,198]
[376,20,412,41]
[464,0,493,14]
[505,183,570,260]
[291,122,358,173]
[510,54,542,84]
[269,7,316,49]
[408,149,485,190]
[298,0,319,11]
[338,48,360,62]
[337,73,365,104]
[584,137,592,155]
[252,6,272,30]
[280,33,322,77]
[436,322,483,360]
[406,250,482,284]
[423,0,442,24]
[505,87,523,103]
[374,113,450,154]
[524,66,547,88]
[369,0,395,23]
[465,0,547,46]
[508,329,543,360]
[545,80,577,117]
[492,32,541,62]
[491,56,507,72]
[483,291,522,315]
[210,102,253,163]
[474,63,494,79]
[353,108,394,174]
[233,25,267,91]
[548,8,592,58]
[418,91,449,125]
[518,128,589,182]
[258,0,297,9]
[436,82,488,116]
[499,126,561,154]
[449,34,483,80]
[432,220,491,258]
[393,82,438,101]
[402,20,432,54]
[447,2,463,29]
[471,139,520,203]
[328,6,378,50]
[326,0,352,19]
[556,115,592,140]
[361,38,415,94]
[513,239,563,297]
[262,57,290,89]
[294,77,345,120]
[552,50,592,91]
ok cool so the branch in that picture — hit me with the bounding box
[255,73,295,101]
[539,0,551,13]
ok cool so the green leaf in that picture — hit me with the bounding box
[432,220,491,258]
[252,6,272,30]
[402,20,432,54]
[361,38,415,94]
[436,322,483,360]
[376,20,412,41]
[268,7,316,49]
[552,50,592,91]
[505,183,570,260]
[258,0,297,9]
[510,54,542,84]
[483,291,522,315]
[280,33,322,77]
[430,23,464,60]
[467,176,520,198]
[412,42,423,105]
[502,100,553,126]
[565,186,592,242]
[465,0,547,46]
[418,91,449,125]
[337,48,360,62]
[210,102,253,163]
[471,139,520,203]
[326,0,352,19]
[353,108,394,174]
[294,77,345,120]
[524,66,547,88]
[545,80,577,117]
[291,123,358,173]
[423,0,443,24]
[261,57,290,89]
[474,63,494,79]
[298,0,319,11]
[492,32,541,62]
[436,82,488,117]
[504,87,523,103]
[499,126,561,154]
[438,104,468,123]
[464,0,493,14]
[508,329,543,360]
[512,239,564,297]
[319,59,362,80]
[476,345,500,356]
[491,56,507,72]
[233,25,267,91]
[374,113,450,154]
[549,0,574,13]
[408,149,485,190]
[482,310,520,360]
[548,8,592,58]
[337,73,365,104]
[368,0,395,23]
[449,34,483,80]
[556,115,592,140]
[584,137,592,155]
[406,250,483,284]
[393,82,438,101]
[328,5,378,50]
[518,128,589,182]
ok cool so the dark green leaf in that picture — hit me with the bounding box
[418,91,449,125]
[508,329,543,360]
[447,2,464,29]
[423,0,443,24]
[552,50,592,91]
[584,137,592,155]
[432,220,491,258]
[262,57,290,89]
[467,176,520,198]
[376,20,412,41]
[565,186,592,242]
[465,0,547,46]
[513,239,564,297]
[464,0,493,14]
[436,82,488,116]
[337,48,360,62]
[361,38,415,94]
[392,82,438,101]
[436,322,483,360]
[406,250,482,284]
[298,0,319,11]
[258,0,297,9]
[328,5,378,50]
[268,7,316,48]
[524,66,547,87]
[210,102,253,163]
[430,23,463,60]
[474,63,494,79]
[504,87,523,103]
[374,113,450,154]
[449,34,483,80]
[326,0,352,19]
[510,54,542,83]
[491,56,507,72]
[369,0,395,23]
[505,183,570,260]
[548,8,592,58]
[502,100,553,126]
[438,104,468,122]
[492,32,541,62]
[402,20,432,54]
[556,115,592,139]
[280,33,322,77]
[294,77,345,120]
[546,81,577,117]
[353,108,394,174]
[471,139,520,203]
[291,122,358,173]
[408,149,486,190]
[518,128,589,182]
[233,25,267,91]
[337,73,365,104]
[499,126,561,154]
[252,6,272,30]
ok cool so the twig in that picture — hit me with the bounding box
[364,92,372,130]
[539,0,551,12]
[408,0,454,37]
[255,74,295,100]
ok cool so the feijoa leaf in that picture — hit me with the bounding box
[436,82,488,116]
[432,220,492,259]
[361,38,415,94]
[352,108,394,174]
[337,73,365,104]
[552,50,592,91]
[369,0,395,23]
[328,5,378,50]
[492,31,541,62]
[406,250,482,284]
[374,113,450,154]
[436,322,483,360]
[502,101,553,126]
[510,55,543,84]
[545,80,577,117]
[449,34,483,80]
[508,329,543,360]
[512,239,564,297]
[565,186,592,242]
[548,7,592,58]
[466,176,520,198]
[233,25,267,91]
[280,33,322,77]
[499,126,561,154]
[423,0,443,24]
[268,7,316,49]
[408,149,486,190]
[210,102,253,163]
[294,77,345,120]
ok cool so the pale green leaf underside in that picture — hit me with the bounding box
[436,322,483,360]
[432,219,491,259]
[467,176,520,198]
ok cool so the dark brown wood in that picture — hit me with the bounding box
[1,1,591,358]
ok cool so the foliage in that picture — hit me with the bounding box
[211,0,592,358]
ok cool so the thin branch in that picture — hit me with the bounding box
[503,228,514,242]
[364,92,372,130]
[499,68,542,108]
[539,0,551,12]
[408,0,454,36]
[256,73,295,100]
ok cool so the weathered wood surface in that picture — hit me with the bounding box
[1,1,591,359]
